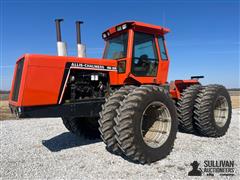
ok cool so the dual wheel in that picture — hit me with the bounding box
[61,84,232,164]
[99,85,178,164]
[177,84,232,137]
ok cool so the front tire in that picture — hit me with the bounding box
[62,117,100,139]
[98,86,135,154]
[194,84,232,137]
[114,85,178,164]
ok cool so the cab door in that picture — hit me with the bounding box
[130,32,160,83]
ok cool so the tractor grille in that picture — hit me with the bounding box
[12,58,24,101]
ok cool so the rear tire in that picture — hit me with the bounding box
[114,85,178,164]
[98,86,135,154]
[194,84,232,137]
[62,117,100,139]
[177,85,202,133]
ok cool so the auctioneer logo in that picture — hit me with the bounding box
[188,160,235,176]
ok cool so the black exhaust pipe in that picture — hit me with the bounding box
[55,19,63,42]
[54,18,67,56]
[76,21,86,57]
[76,21,83,44]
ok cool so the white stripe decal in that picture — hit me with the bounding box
[58,69,71,104]
[70,67,117,72]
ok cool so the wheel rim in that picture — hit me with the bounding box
[141,101,172,148]
[214,96,229,127]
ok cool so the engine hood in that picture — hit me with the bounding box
[22,54,117,71]
[10,54,119,107]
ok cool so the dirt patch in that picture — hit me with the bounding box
[0,101,15,120]
[231,96,240,109]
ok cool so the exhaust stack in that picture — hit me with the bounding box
[76,21,86,58]
[55,19,67,56]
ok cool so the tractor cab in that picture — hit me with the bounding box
[102,21,170,85]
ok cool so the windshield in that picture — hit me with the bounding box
[103,33,128,59]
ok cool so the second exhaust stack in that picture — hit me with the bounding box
[76,21,86,58]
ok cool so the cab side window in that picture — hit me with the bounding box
[158,36,168,60]
[132,32,158,76]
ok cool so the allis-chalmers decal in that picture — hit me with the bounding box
[71,62,117,71]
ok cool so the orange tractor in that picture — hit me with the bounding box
[9,19,232,164]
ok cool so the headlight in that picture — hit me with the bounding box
[95,75,99,81]
[117,60,126,73]
[102,31,111,39]
[91,74,99,81]
[116,25,122,31]
[116,24,128,32]
[91,75,95,81]
[102,33,107,38]
[122,24,127,30]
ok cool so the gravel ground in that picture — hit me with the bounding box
[1,109,239,179]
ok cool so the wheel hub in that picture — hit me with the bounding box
[141,101,172,148]
[214,96,229,127]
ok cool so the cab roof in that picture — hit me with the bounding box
[103,21,170,38]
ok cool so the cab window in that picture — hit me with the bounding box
[132,32,158,76]
[103,33,128,59]
[158,36,168,60]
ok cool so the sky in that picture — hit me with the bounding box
[0,0,239,90]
